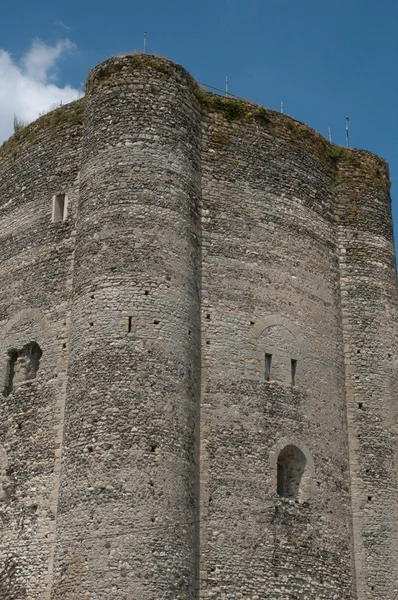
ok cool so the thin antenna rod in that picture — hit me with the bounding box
[144,32,147,54]
[328,127,332,143]
[225,76,228,97]
[346,117,349,149]
[280,101,284,114]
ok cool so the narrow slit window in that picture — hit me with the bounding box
[52,193,67,223]
[128,316,132,333]
[264,353,272,381]
[291,359,297,386]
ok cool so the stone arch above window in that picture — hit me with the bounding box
[247,316,306,385]
[270,437,314,502]
[0,309,50,342]
[3,342,42,397]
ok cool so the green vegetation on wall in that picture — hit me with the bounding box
[0,98,85,159]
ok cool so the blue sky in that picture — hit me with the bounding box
[1,0,398,251]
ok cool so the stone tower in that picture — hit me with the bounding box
[0,54,397,600]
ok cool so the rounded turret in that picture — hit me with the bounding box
[51,55,202,599]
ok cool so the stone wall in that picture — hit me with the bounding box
[0,102,83,599]
[336,152,398,599]
[0,54,397,600]
[199,101,354,599]
[50,56,202,600]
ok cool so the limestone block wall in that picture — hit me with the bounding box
[199,106,354,599]
[0,104,83,599]
[50,56,202,600]
[0,53,397,600]
[336,153,398,599]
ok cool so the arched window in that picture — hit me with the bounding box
[3,342,42,396]
[277,445,307,499]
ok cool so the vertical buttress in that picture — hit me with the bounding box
[51,55,202,600]
[336,151,398,599]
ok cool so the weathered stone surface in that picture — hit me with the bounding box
[0,53,396,599]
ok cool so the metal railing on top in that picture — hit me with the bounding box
[197,81,244,102]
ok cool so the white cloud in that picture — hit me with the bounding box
[0,39,81,144]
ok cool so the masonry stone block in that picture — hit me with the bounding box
[0,53,396,600]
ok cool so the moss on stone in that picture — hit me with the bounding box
[335,147,390,189]
[86,54,175,92]
[0,98,85,160]
[195,88,247,122]
[195,89,273,131]
[285,118,309,140]
[329,145,346,162]
[43,99,85,130]
[255,106,271,125]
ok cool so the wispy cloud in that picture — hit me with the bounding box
[0,38,80,144]
[53,20,72,31]
[22,38,76,82]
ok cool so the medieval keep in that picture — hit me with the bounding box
[0,54,397,599]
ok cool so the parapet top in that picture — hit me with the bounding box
[86,53,197,93]
[85,55,389,178]
[0,52,390,186]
